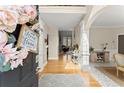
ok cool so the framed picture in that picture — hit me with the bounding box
[16,25,39,53]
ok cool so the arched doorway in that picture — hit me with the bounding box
[89,5,124,65]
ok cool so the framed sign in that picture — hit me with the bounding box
[17,25,39,53]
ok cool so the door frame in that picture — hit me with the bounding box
[117,33,124,53]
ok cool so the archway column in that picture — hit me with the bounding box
[79,22,90,66]
[79,6,106,66]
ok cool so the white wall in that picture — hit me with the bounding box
[74,24,82,48]
[90,27,124,61]
[47,26,59,60]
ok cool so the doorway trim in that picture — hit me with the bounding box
[117,33,124,53]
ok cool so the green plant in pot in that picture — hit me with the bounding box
[103,43,108,51]
[89,47,94,53]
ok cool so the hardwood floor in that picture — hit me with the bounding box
[39,55,101,87]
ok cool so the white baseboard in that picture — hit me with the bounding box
[48,57,58,60]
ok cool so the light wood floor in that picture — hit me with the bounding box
[39,55,101,87]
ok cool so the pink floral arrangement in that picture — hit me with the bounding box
[0,6,18,33]
[0,5,37,71]
[0,43,29,70]
[0,5,37,32]
[8,5,37,24]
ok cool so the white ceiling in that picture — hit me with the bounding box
[40,13,85,30]
[39,6,86,31]
[92,6,124,27]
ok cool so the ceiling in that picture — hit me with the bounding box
[39,6,86,31]
[92,6,124,28]
[40,13,85,31]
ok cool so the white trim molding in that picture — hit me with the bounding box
[91,25,124,29]
[39,6,87,14]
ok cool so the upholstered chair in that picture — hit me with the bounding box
[113,53,124,77]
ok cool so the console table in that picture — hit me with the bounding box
[90,51,109,62]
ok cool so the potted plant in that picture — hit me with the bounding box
[103,43,108,51]
[89,46,94,53]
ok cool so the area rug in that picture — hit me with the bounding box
[39,74,85,87]
[96,67,124,86]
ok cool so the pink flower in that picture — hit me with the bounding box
[0,42,29,69]
[10,59,23,70]
[0,6,18,33]
[5,5,28,24]
[0,31,8,48]
[17,49,29,59]
[0,6,37,31]
[9,5,37,24]
[10,48,29,70]
[23,5,37,21]
[18,14,30,24]
[0,44,18,65]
